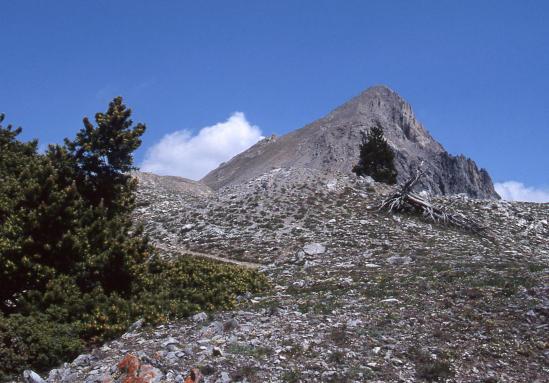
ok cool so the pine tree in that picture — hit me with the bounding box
[0,104,269,378]
[65,96,145,215]
[0,98,150,312]
[62,97,149,294]
[0,114,50,311]
[352,125,398,184]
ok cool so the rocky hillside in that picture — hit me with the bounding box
[30,169,548,382]
[134,172,213,198]
[202,86,499,199]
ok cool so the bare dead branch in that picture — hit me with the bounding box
[379,167,484,233]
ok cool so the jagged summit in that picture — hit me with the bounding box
[202,85,499,199]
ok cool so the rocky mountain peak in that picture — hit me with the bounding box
[322,85,444,153]
[202,86,499,199]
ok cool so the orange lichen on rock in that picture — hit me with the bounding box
[184,368,203,383]
[139,365,160,382]
[115,353,163,383]
[117,354,141,376]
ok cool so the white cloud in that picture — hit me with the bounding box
[141,112,263,180]
[495,181,549,203]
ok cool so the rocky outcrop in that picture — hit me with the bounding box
[202,85,499,199]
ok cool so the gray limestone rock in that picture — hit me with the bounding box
[202,85,499,199]
[303,243,326,255]
[127,318,145,332]
[72,354,93,367]
[192,312,208,322]
[23,370,46,383]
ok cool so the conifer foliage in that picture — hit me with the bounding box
[0,100,268,379]
[65,97,145,213]
[0,98,149,312]
[352,124,398,184]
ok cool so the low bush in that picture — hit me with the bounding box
[0,256,268,379]
[0,313,84,379]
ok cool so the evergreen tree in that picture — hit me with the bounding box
[0,98,149,312]
[0,101,268,378]
[352,124,398,184]
[0,114,50,311]
[61,97,149,294]
[65,96,145,215]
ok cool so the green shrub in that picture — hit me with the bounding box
[409,347,454,382]
[0,257,268,378]
[0,313,84,380]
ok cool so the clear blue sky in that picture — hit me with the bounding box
[1,1,548,190]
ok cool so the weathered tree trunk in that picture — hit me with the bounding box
[379,167,484,233]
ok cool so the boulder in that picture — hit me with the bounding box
[303,243,326,255]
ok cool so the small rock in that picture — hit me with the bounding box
[200,364,216,376]
[184,368,203,383]
[139,365,163,383]
[166,351,179,362]
[303,243,326,255]
[47,368,69,382]
[365,263,380,268]
[72,353,93,367]
[303,260,317,269]
[386,256,412,265]
[346,318,362,328]
[117,354,163,383]
[22,370,46,383]
[192,312,208,322]
[236,292,252,302]
[199,321,224,337]
[128,318,145,332]
[117,354,140,375]
[212,346,223,357]
[181,223,195,232]
[220,372,231,383]
[162,337,179,348]
[223,318,239,332]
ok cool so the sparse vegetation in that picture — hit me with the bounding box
[410,347,454,382]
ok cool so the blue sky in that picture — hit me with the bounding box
[1,1,548,200]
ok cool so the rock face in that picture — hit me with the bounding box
[202,85,499,199]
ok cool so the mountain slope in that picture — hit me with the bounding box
[134,171,213,197]
[34,168,548,382]
[202,85,499,199]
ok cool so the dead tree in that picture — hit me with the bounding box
[379,167,484,233]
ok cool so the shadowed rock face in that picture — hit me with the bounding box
[202,85,499,199]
